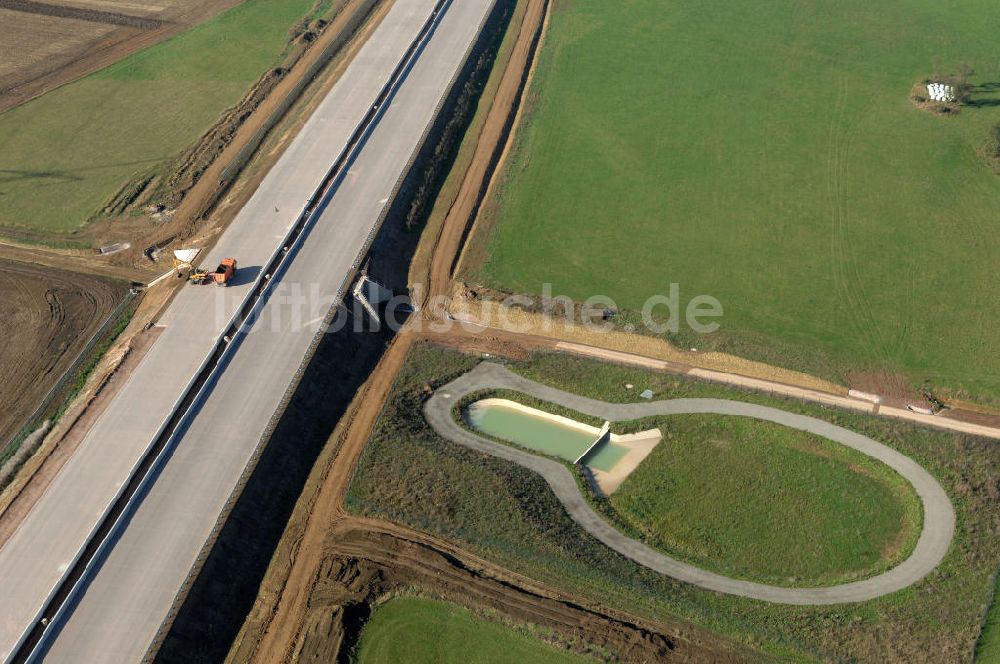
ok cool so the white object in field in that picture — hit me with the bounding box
[146,270,176,288]
[906,403,935,415]
[99,242,131,255]
[927,83,955,102]
[172,248,201,263]
[640,389,654,400]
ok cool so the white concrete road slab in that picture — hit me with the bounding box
[0,0,448,660]
[32,0,496,661]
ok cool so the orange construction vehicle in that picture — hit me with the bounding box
[212,258,237,286]
[189,258,238,286]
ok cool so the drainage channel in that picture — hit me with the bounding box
[9,1,456,661]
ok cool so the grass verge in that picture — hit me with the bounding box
[352,595,595,663]
[976,573,1000,663]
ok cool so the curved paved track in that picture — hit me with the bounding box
[423,363,955,605]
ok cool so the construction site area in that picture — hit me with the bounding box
[1,0,999,662]
[0,0,392,484]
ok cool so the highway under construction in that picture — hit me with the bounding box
[0,0,500,660]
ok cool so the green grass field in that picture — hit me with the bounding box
[471,0,1000,401]
[353,596,592,664]
[0,0,316,234]
[976,576,1000,663]
[347,344,1000,662]
[609,414,919,586]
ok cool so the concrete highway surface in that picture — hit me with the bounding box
[426,363,956,605]
[0,0,497,660]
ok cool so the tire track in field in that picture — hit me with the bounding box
[825,77,895,371]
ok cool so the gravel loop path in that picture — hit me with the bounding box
[423,362,955,605]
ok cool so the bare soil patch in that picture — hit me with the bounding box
[0,0,163,28]
[286,519,752,663]
[0,9,119,90]
[846,368,924,407]
[0,259,127,446]
[0,0,241,113]
[414,0,549,302]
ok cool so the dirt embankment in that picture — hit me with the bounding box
[0,259,127,447]
[410,0,549,301]
[286,519,749,663]
[156,0,383,224]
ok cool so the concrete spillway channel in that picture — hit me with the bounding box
[0,0,502,661]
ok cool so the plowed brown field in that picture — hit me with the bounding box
[0,259,126,446]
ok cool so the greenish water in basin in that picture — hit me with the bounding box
[585,442,629,471]
[466,400,627,472]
